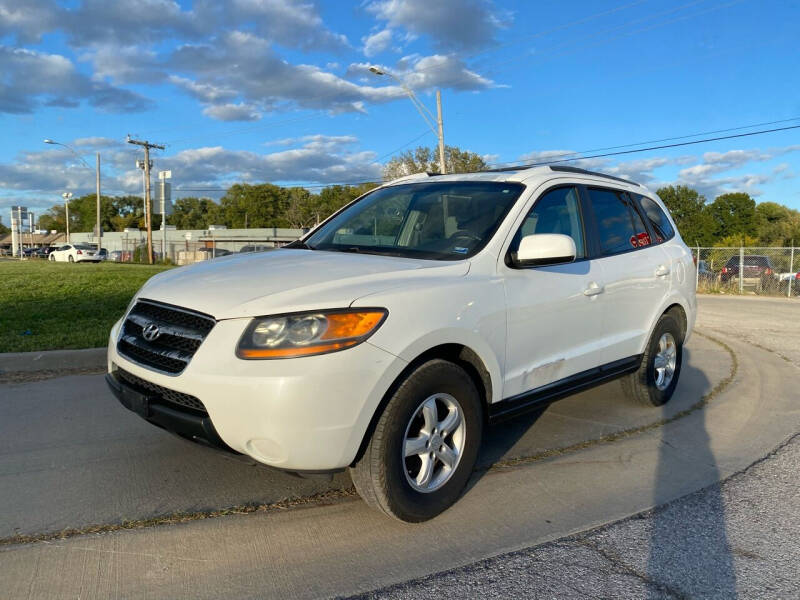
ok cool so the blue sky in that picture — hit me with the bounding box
[1,0,799,222]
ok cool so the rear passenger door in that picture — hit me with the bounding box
[584,187,670,361]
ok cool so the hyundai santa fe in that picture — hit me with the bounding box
[106,165,696,522]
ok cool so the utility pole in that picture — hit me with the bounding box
[436,90,446,175]
[96,152,101,251]
[127,136,164,264]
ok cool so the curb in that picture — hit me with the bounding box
[0,347,106,375]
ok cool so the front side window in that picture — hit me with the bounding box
[638,196,675,243]
[509,186,585,259]
[305,182,525,260]
[589,188,649,255]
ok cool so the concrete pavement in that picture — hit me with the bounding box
[0,296,798,598]
[0,333,729,539]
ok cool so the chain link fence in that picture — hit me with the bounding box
[110,238,286,265]
[691,247,799,298]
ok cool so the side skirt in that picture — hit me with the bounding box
[488,354,643,424]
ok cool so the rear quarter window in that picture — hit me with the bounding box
[638,196,675,243]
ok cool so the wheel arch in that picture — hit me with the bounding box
[663,302,688,340]
[351,342,493,466]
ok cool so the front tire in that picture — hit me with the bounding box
[621,313,683,407]
[350,359,483,522]
[49,254,55,262]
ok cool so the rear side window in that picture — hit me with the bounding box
[588,188,650,255]
[638,196,675,243]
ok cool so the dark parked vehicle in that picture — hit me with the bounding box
[238,245,273,253]
[33,246,55,258]
[198,247,231,258]
[720,255,775,290]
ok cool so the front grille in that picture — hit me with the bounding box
[117,299,215,374]
[115,367,208,414]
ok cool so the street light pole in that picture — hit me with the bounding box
[368,66,447,174]
[62,192,73,243]
[436,90,446,177]
[44,139,103,250]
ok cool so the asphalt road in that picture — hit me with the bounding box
[357,433,800,600]
[0,295,798,598]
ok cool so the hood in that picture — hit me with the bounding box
[137,249,469,319]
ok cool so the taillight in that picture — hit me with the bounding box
[765,268,772,276]
[76,250,82,255]
[721,267,728,274]
[796,273,800,280]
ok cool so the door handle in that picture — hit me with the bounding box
[583,282,604,296]
[655,265,670,277]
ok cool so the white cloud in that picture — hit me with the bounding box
[366,0,510,52]
[167,31,405,118]
[347,54,494,94]
[202,103,261,122]
[0,135,382,215]
[0,0,59,43]
[0,45,151,114]
[363,28,393,57]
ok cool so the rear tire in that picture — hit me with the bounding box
[350,359,483,522]
[621,313,683,407]
[68,255,74,263]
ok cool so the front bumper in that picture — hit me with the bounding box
[106,370,234,453]
[107,317,408,471]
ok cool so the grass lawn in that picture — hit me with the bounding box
[0,260,172,353]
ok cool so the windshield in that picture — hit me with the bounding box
[305,181,525,260]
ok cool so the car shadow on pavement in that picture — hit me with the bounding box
[646,365,737,598]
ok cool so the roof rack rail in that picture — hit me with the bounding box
[548,165,641,186]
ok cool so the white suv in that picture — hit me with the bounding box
[106,166,696,521]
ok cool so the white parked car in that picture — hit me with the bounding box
[106,166,696,521]
[49,243,102,263]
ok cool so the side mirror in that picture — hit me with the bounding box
[513,233,576,267]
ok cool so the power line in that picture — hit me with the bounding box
[172,120,800,193]
[488,116,800,167]
[495,123,800,170]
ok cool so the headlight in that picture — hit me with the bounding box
[236,308,388,359]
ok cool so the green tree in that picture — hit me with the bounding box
[218,183,290,228]
[38,204,69,233]
[0,216,10,235]
[383,145,487,180]
[708,192,757,240]
[755,202,800,246]
[170,197,222,229]
[655,185,715,246]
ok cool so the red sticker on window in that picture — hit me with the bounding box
[631,232,651,247]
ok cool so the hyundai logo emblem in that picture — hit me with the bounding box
[142,322,161,342]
